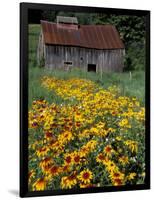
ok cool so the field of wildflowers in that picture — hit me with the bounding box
[28,75,145,191]
[28,24,146,191]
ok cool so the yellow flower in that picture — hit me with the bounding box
[109,170,125,186]
[86,140,98,150]
[116,136,122,141]
[96,153,107,163]
[127,172,136,181]
[80,140,97,156]
[105,160,119,173]
[61,172,77,189]
[112,178,124,186]
[36,147,49,157]
[124,140,138,153]
[61,164,71,173]
[44,116,54,130]
[72,151,81,165]
[78,169,93,184]
[103,145,115,157]
[108,127,116,133]
[119,118,131,128]
[28,76,145,189]
[119,156,129,165]
[33,178,47,191]
[90,127,99,134]
[39,157,54,171]
[141,172,146,177]
[49,165,60,177]
[78,129,90,139]
[58,131,73,144]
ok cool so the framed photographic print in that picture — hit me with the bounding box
[20,2,150,197]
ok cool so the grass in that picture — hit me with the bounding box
[28,24,145,108]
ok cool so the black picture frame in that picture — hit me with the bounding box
[20,2,150,197]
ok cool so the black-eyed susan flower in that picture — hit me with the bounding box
[119,156,129,165]
[112,178,124,186]
[103,145,115,157]
[39,157,53,171]
[58,131,73,144]
[118,118,131,128]
[61,164,71,173]
[32,178,47,191]
[124,140,138,153]
[61,172,77,189]
[28,75,145,190]
[49,165,60,177]
[44,131,55,141]
[64,153,73,165]
[105,160,119,173]
[78,169,93,184]
[96,153,107,163]
[72,153,80,165]
[61,176,69,189]
[109,170,125,181]
[36,147,49,158]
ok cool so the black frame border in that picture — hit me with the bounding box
[20,2,150,197]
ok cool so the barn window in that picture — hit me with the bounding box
[88,64,96,72]
[64,61,72,65]
[64,61,72,71]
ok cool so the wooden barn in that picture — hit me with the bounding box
[37,16,125,72]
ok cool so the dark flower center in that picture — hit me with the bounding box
[74,155,80,162]
[65,156,71,163]
[83,172,90,179]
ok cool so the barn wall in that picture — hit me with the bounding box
[40,44,125,72]
[98,49,125,72]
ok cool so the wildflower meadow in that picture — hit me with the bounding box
[28,75,145,191]
[28,25,146,192]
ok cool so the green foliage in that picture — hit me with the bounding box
[42,11,96,25]
[124,42,145,71]
[39,57,45,68]
[42,10,58,22]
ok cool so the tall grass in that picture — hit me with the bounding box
[28,24,145,108]
[28,24,41,68]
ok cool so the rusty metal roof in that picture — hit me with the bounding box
[41,20,124,50]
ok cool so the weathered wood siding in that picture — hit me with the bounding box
[37,33,125,72]
[37,29,46,66]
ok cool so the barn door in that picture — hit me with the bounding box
[88,64,96,72]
